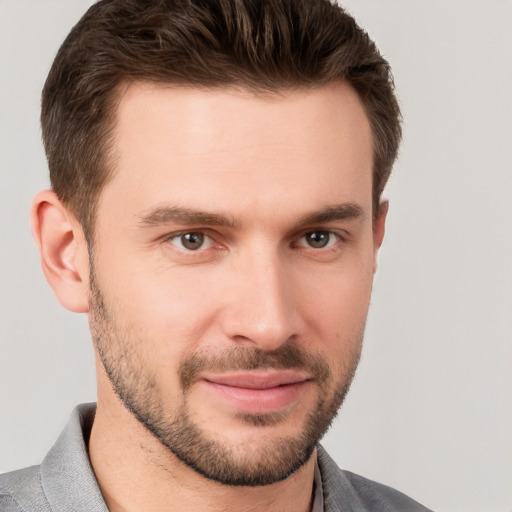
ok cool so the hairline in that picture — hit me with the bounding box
[80,77,380,245]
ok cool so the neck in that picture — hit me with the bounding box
[89,391,317,512]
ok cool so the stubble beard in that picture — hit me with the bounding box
[89,269,363,487]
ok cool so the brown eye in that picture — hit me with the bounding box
[169,232,212,251]
[301,231,338,249]
[181,232,204,250]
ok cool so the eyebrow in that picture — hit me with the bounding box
[295,203,365,228]
[137,202,365,230]
[137,206,238,228]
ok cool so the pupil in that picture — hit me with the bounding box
[182,232,203,250]
[308,231,329,248]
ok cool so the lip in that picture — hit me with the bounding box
[199,371,312,414]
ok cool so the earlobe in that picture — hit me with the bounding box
[373,199,389,274]
[31,190,90,313]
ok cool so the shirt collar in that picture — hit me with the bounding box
[311,452,325,512]
[41,403,325,512]
[40,403,108,512]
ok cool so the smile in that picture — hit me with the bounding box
[200,371,313,414]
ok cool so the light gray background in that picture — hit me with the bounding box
[1,1,511,511]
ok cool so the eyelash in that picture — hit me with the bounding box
[295,231,341,250]
[164,231,219,255]
[165,229,344,253]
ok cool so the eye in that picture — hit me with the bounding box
[168,231,213,251]
[298,231,340,249]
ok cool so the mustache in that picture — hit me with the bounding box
[179,342,330,392]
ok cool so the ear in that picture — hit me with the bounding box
[372,199,389,274]
[31,190,90,313]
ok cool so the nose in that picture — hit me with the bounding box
[220,247,304,351]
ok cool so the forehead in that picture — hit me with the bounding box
[99,82,373,225]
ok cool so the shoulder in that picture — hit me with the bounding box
[317,445,434,512]
[339,470,433,512]
[0,465,51,512]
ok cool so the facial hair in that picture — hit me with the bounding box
[89,268,363,487]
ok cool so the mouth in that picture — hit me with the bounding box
[199,371,313,415]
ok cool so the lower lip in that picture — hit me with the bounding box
[202,380,310,414]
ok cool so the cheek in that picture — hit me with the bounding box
[297,258,374,326]
[293,258,373,377]
[98,259,223,358]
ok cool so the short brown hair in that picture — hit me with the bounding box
[42,0,401,235]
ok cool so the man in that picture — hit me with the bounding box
[0,0,432,510]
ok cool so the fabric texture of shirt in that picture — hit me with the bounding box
[311,455,325,512]
[0,403,433,512]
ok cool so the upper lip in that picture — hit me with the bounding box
[201,371,311,390]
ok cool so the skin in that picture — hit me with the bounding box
[32,82,387,512]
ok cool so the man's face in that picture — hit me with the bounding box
[88,82,381,486]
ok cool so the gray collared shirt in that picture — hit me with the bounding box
[0,403,433,512]
[312,456,325,512]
